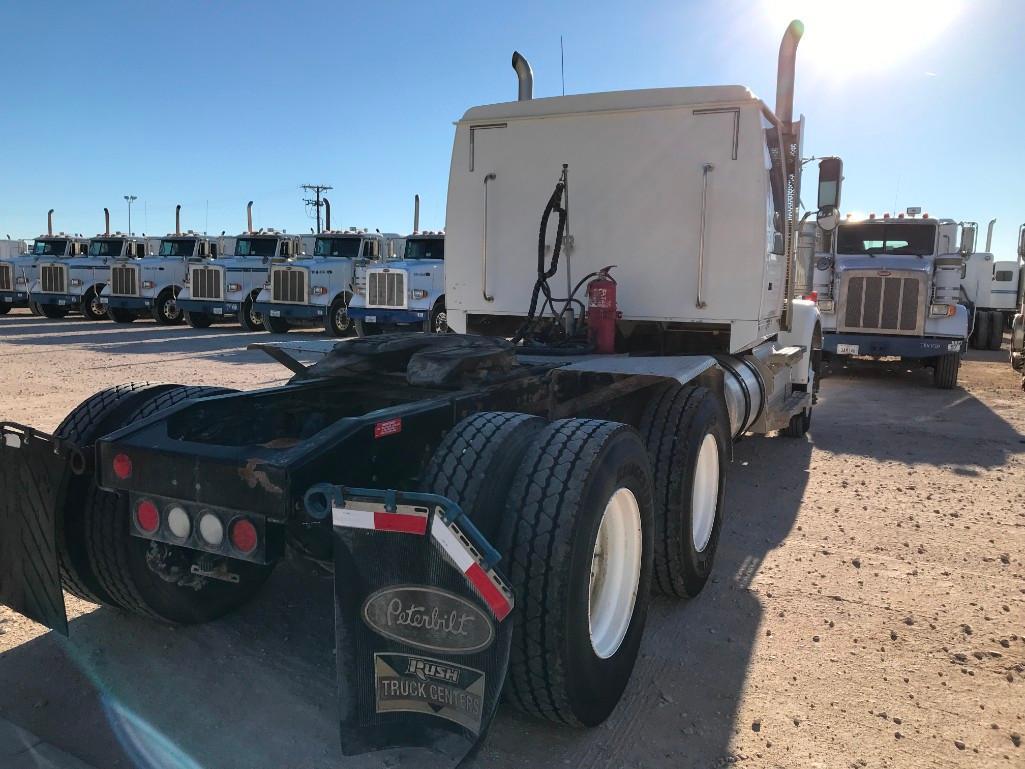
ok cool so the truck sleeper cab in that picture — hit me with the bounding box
[31,209,159,321]
[813,214,969,387]
[253,227,401,336]
[348,231,446,335]
[959,219,1021,350]
[177,226,310,331]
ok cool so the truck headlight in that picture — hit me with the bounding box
[227,282,242,292]
[410,289,429,300]
[70,278,83,287]
[312,286,328,295]
[142,280,156,290]
[930,303,956,317]
[817,299,835,313]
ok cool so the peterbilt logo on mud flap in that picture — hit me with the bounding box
[374,652,486,734]
[362,585,494,654]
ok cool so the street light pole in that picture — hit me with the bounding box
[124,195,137,235]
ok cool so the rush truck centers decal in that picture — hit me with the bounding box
[362,585,495,654]
[374,653,486,735]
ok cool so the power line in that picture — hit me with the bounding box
[301,183,333,234]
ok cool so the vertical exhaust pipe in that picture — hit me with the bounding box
[104,207,110,236]
[413,194,420,234]
[512,51,533,101]
[323,198,331,231]
[775,20,805,126]
[175,204,182,235]
[47,209,54,236]
[985,218,996,252]
[246,201,254,233]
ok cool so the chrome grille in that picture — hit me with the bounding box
[367,271,406,308]
[0,264,11,292]
[189,266,222,300]
[41,264,66,293]
[840,273,923,335]
[110,264,139,296]
[271,266,307,303]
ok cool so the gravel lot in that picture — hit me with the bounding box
[0,309,1022,769]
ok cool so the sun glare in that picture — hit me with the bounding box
[763,0,964,77]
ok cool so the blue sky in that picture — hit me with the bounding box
[1,0,1022,257]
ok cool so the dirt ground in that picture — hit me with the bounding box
[0,309,1022,769]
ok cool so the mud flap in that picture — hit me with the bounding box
[304,485,514,766]
[0,423,71,634]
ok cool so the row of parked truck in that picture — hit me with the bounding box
[0,198,448,336]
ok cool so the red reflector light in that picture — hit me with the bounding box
[229,518,258,554]
[374,418,402,439]
[135,499,160,533]
[802,291,818,301]
[113,453,133,480]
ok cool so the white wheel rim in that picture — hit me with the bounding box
[691,433,719,553]
[588,487,643,659]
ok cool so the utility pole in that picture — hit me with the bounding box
[301,183,333,233]
[124,194,137,235]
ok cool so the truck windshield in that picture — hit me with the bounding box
[88,239,125,257]
[234,238,277,257]
[837,223,936,256]
[32,239,68,255]
[314,237,361,258]
[404,238,445,260]
[159,239,197,256]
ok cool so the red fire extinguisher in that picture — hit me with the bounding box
[587,266,618,354]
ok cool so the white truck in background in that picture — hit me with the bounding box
[102,205,235,324]
[0,233,30,315]
[30,208,159,320]
[3,211,90,315]
[253,198,404,335]
[960,218,1021,350]
[813,209,971,388]
[176,202,312,331]
[347,195,445,335]
[1009,223,1025,375]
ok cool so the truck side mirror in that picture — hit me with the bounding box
[959,222,977,256]
[817,207,840,232]
[817,157,843,213]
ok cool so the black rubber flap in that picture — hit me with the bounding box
[332,507,512,765]
[0,423,69,634]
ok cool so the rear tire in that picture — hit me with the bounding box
[184,310,213,329]
[782,408,812,438]
[81,287,107,321]
[640,384,730,598]
[55,384,274,622]
[933,352,960,389]
[988,310,1004,350]
[107,307,136,324]
[326,293,354,337]
[238,293,263,332]
[503,419,654,726]
[29,302,42,316]
[39,303,68,319]
[973,310,990,350]
[151,288,183,325]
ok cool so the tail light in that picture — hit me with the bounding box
[229,518,258,554]
[113,453,133,480]
[135,499,160,533]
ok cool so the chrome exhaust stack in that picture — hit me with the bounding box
[47,209,54,236]
[104,208,110,236]
[512,51,533,101]
[775,20,804,128]
[175,204,182,235]
[324,198,331,231]
[986,218,996,252]
[246,201,254,233]
[413,194,420,234]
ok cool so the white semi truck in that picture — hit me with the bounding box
[1009,224,1025,375]
[176,202,312,330]
[961,219,1021,350]
[102,205,234,324]
[0,231,31,314]
[813,210,971,387]
[0,20,840,763]
[252,199,404,335]
[30,208,159,320]
[348,194,446,335]
[3,211,90,315]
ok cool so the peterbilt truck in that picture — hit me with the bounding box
[813,209,971,387]
[30,208,159,320]
[176,201,312,331]
[348,194,447,335]
[1,211,89,314]
[960,218,1021,350]
[0,21,835,764]
[1009,223,1025,375]
[252,199,403,335]
[102,204,234,325]
[0,232,31,314]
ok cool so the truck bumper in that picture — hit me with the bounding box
[348,307,427,325]
[177,299,240,317]
[33,293,81,308]
[105,296,153,311]
[0,290,29,307]
[0,423,72,634]
[253,302,326,320]
[824,333,964,359]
